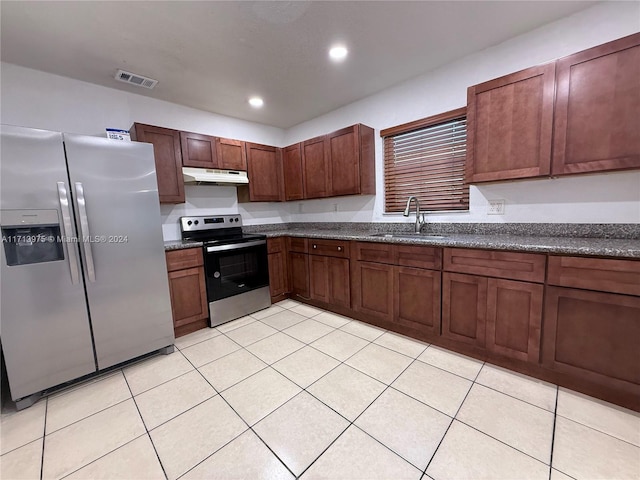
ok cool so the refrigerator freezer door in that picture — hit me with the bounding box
[64,134,174,369]
[0,125,96,400]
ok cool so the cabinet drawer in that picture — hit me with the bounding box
[355,242,395,264]
[444,248,545,283]
[288,237,308,253]
[267,237,285,254]
[396,245,442,270]
[166,248,204,271]
[548,256,640,296]
[309,239,349,258]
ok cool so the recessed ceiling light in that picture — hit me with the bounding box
[248,97,264,108]
[329,45,348,62]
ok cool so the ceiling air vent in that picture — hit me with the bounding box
[114,69,158,89]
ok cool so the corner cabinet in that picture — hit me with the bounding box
[245,143,283,202]
[267,237,288,303]
[302,135,329,199]
[165,248,209,337]
[130,123,184,203]
[552,33,640,175]
[466,63,555,183]
[282,144,305,201]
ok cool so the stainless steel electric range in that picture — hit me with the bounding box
[180,215,270,327]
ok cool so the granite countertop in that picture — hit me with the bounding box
[164,223,640,258]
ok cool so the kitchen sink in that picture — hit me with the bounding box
[369,233,447,239]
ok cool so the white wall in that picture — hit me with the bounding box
[2,1,639,239]
[283,1,640,225]
[0,63,288,239]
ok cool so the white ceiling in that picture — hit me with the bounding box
[1,1,596,129]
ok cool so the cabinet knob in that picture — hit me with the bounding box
[313,244,317,249]
[337,246,342,251]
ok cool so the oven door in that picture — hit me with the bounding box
[204,239,269,302]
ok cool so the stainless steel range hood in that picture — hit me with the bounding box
[182,167,249,185]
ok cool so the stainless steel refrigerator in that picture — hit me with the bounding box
[0,125,175,409]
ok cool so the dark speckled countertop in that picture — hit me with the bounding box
[165,223,640,258]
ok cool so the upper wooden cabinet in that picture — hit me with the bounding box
[552,33,640,175]
[216,137,247,171]
[245,143,283,202]
[180,131,217,169]
[130,123,184,203]
[302,124,375,200]
[327,124,375,196]
[466,63,556,183]
[283,143,304,201]
[303,135,330,199]
[466,33,640,183]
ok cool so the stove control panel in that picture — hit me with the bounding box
[180,215,242,232]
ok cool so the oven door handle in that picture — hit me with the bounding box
[206,239,266,253]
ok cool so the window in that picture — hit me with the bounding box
[381,107,468,213]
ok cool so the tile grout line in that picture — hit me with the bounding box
[549,385,559,480]
[121,369,170,480]
[39,396,48,480]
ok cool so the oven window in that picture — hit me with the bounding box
[205,245,269,301]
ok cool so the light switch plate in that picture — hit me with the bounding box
[488,199,505,215]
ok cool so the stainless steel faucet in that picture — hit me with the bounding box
[403,196,425,233]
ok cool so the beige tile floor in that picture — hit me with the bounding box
[2,299,639,480]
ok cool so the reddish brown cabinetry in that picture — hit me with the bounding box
[180,131,217,169]
[352,242,441,337]
[466,63,555,183]
[543,255,640,406]
[302,136,329,199]
[327,124,375,197]
[553,33,640,176]
[283,144,305,201]
[442,248,545,360]
[165,248,208,337]
[130,123,184,203]
[308,239,350,308]
[267,238,288,303]
[288,238,309,300]
[245,143,283,202]
[216,137,247,171]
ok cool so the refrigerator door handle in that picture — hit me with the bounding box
[75,182,96,282]
[56,182,80,285]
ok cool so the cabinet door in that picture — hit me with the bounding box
[180,131,217,169]
[394,266,440,336]
[327,125,360,196]
[543,287,640,391]
[283,143,305,201]
[246,143,283,201]
[442,272,487,347]
[352,261,394,322]
[466,63,555,183]
[289,252,309,299]
[486,279,543,363]
[328,257,350,308]
[130,124,184,203]
[216,137,247,171]
[553,33,640,175]
[268,251,287,300]
[167,266,208,328]
[309,255,329,303]
[303,135,329,198]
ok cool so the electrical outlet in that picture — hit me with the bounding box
[332,203,338,212]
[488,199,505,215]
[298,203,303,213]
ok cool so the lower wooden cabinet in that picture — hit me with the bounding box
[309,255,350,308]
[352,261,394,322]
[267,238,288,303]
[442,272,487,347]
[543,287,640,392]
[395,266,440,335]
[289,251,310,299]
[486,278,543,362]
[165,248,208,337]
